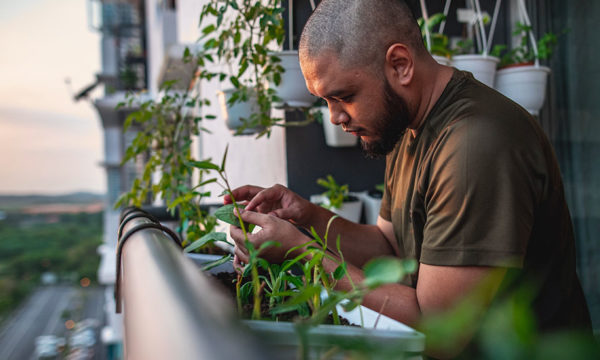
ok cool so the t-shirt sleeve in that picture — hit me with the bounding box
[379,153,394,222]
[417,118,544,268]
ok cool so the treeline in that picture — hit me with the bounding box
[0,212,102,317]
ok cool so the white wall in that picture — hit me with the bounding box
[145,1,166,95]
[175,0,288,203]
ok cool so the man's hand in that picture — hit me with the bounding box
[229,208,311,265]
[224,184,313,226]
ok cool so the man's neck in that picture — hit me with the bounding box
[409,63,454,137]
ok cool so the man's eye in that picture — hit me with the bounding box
[339,95,353,103]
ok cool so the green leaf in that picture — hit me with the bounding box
[333,263,347,280]
[214,204,247,227]
[220,144,229,171]
[202,24,216,35]
[184,232,229,253]
[189,160,220,171]
[201,254,232,272]
[363,257,417,289]
[341,299,360,312]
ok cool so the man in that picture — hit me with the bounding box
[226,0,591,356]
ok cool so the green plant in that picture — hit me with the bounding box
[194,0,286,137]
[417,13,452,58]
[494,22,561,68]
[115,81,222,253]
[316,175,350,210]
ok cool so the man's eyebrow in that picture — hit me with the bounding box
[322,89,350,99]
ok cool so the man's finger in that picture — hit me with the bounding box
[229,226,250,252]
[233,255,245,274]
[234,248,249,265]
[224,185,264,204]
[236,209,273,228]
[245,187,281,211]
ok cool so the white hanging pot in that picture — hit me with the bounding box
[270,50,316,108]
[452,54,500,88]
[317,106,358,147]
[432,54,452,66]
[217,88,263,135]
[495,65,551,116]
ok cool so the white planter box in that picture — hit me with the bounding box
[187,254,425,360]
[494,65,551,116]
[271,50,316,108]
[355,191,383,225]
[452,55,500,88]
[310,194,362,223]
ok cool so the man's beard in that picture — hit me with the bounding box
[360,79,411,158]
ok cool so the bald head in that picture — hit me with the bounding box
[299,0,426,73]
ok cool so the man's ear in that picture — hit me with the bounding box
[385,44,414,87]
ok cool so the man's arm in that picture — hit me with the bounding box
[321,256,506,358]
[302,209,400,267]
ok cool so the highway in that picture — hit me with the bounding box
[0,285,106,360]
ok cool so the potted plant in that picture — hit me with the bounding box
[493,5,560,115]
[451,0,500,87]
[312,175,362,223]
[196,0,315,137]
[115,80,227,255]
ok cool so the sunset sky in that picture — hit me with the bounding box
[0,0,104,195]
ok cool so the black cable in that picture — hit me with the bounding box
[117,209,161,240]
[114,221,183,313]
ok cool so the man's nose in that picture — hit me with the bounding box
[329,104,349,126]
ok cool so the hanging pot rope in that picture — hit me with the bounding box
[471,0,488,56]
[485,0,502,55]
[438,0,452,35]
[309,0,316,11]
[517,0,540,67]
[288,0,294,50]
[419,0,432,53]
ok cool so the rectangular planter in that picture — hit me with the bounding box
[187,253,425,359]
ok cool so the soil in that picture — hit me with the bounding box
[212,271,353,325]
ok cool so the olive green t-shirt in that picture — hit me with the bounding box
[380,70,591,331]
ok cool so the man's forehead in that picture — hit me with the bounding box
[301,52,354,96]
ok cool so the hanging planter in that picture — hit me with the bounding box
[271,50,316,108]
[432,55,452,66]
[316,106,358,148]
[452,0,501,88]
[495,65,550,115]
[452,54,500,87]
[270,3,316,108]
[493,0,557,115]
[217,88,264,135]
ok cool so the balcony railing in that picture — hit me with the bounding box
[116,209,270,360]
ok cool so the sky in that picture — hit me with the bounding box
[0,0,104,195]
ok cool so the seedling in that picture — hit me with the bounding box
[316,175,350,210]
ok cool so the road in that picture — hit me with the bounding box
[0,285,106,360]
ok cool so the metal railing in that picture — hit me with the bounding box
[116,208,270,360]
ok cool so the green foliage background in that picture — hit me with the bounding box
[0,211,102,318]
